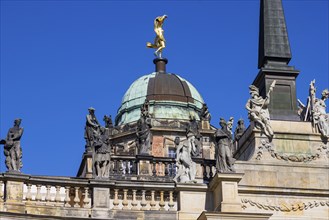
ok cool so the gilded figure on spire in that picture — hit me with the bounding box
[146,15,167,58]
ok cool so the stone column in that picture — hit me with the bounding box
[209,173,244,212]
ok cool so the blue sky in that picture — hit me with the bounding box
[1,0,328,176]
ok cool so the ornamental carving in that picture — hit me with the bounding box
[242,198,329,212]
[318,144,329,158]
[256,139,321,162]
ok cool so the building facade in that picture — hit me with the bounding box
[0,0,328,219]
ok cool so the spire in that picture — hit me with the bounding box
[253,0,300,121]
[258,0,292,69]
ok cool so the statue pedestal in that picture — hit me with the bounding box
[209,173,244,212]
[176,183,210,220]
[201,120,210,130]
[77,152,93,178]
[3,173,29,213]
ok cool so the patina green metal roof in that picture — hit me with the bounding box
[115,72,204,125]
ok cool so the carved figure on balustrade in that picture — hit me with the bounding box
[103,115,113,129]
[200,103,211,121]
[215,118,236,173]
[173,137,197,183]
[186,113,202,157]
[0,118,24,172]
[84,107,101,152]
[136,99,152,155]
[94,125,111,178]
[234,118,245,141]
[227,117,234,134]
[246,81,276,140]
[313,89,329,139]
[299,80,329,139]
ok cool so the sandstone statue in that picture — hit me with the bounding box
[299,80,329,139]
[103,115,113,129]
[136,100,152,155]
[312,89,329,139]
[84,108,111,178]
[200,103,211,121]
[185,113,202,157]
[234,118,246,141]
[173,136,197,183]
[84,107,101,152]
[214,118,236,173]
[246,81,276,140]
[0,119,24,172]
[94,125,111,178]
[227,117,234,134]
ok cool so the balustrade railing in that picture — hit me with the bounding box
[0,156,214,216]
[109,188,177,211]
[0,174,178,213]
[193,157,216,182]
[110,155,216,182]
[22,177,91,208]
[111,155,177,178]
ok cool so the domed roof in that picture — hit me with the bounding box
[115,72,204,125]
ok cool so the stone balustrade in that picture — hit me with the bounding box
[110,155,216,183]
[111,155,177,178]
[23,182,91,208]
[0,172,178,218]
[193,157,216,182]
[21,176,91,208]
[108,188,176,211]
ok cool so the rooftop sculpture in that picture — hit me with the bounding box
[0,118,24,172]
[214,117,236,173]
[146,15,167,58]
[246,81,276,141]
[298,80,329,140]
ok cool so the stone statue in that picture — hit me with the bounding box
[94,124,111,178]
[200,103,211,121]
[84,107,101,152]
[103,115,113,129]
[227,117,234,134]
[308,81,329,139]
[245,81,276,140]
[298,80,329,139]
[0,119,24,172]
[84,108,111,178]
[173,136,197,183]
[214,118,236,173]
[146,15,167,58]
[136,100,152,155]
[234,118,245,141]
[185,114,202,157]
[312,89,329,139]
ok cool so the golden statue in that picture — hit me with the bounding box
[146,15,167,58]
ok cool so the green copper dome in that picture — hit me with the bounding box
[115,72,204,125]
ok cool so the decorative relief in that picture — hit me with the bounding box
[242,198,329,212]
[256,139,321,162]
[318,144,329,158]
